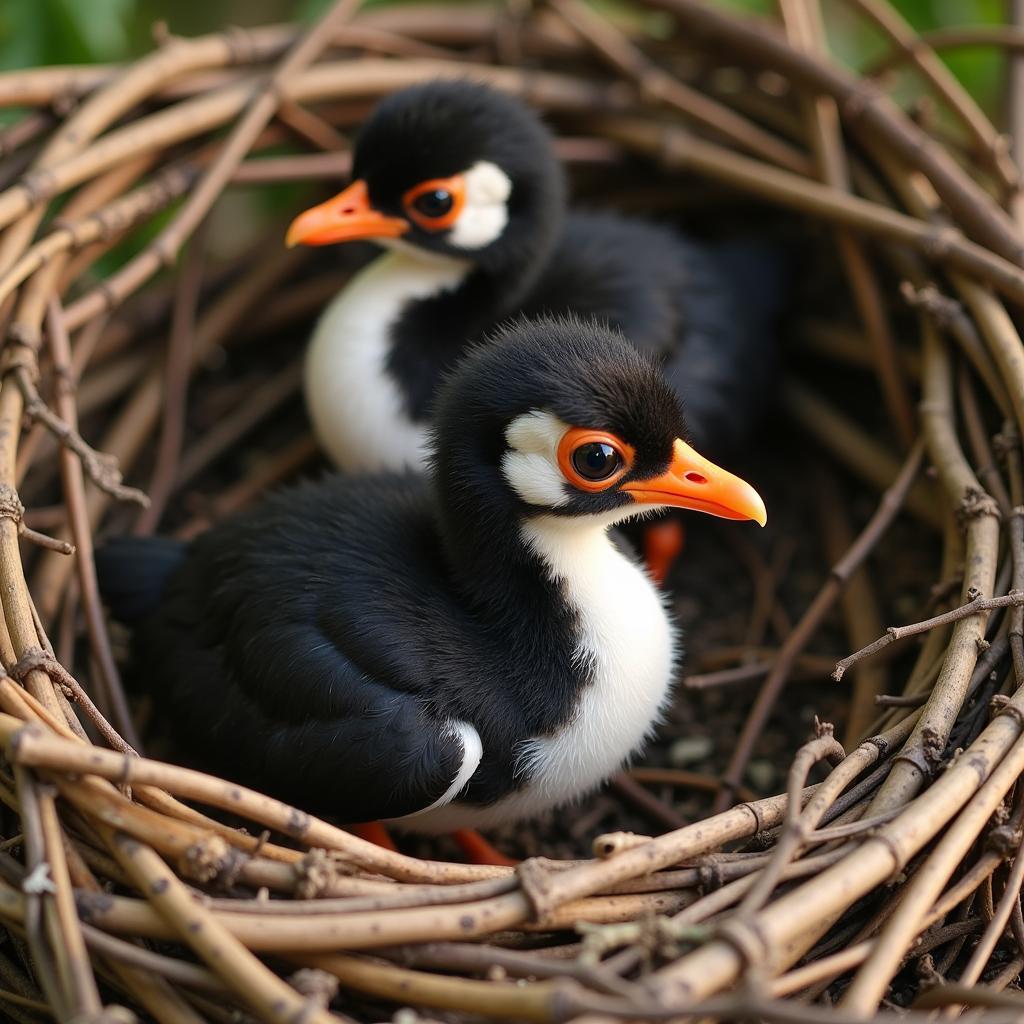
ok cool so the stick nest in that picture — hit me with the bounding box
[0,0,1022,1020]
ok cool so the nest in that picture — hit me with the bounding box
[0,0,1022,1019]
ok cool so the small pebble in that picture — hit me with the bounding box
[669,735,713,766]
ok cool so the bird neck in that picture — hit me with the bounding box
[383,228,560,423]
[434,473,625,627]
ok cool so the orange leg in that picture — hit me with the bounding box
[352,821,399,851]
[354,822,515,865]
[643,518,686,586]
[451,828,518,866]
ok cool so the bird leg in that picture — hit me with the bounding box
[451,829,518,866]
[353,822,515,865]
[351,821,399,851]
[643,516,686,586]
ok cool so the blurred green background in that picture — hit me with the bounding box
[0,0,1011,115]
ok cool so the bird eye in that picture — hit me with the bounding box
[402,175,466,231]
[572,442,621,481]
[412,189,453,219]
[557,428,634,492]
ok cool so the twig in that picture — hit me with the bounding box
[3,720,512,884]
[814,465,887,745]
[14,369,148,507]
[102,827,343,1024]
[132,224,206,536]
[13,766,68,1021]
[628,767,758,804]
[641,0,1024,263]
[32,245,304,623]
[276,99,349,152]
[607,774,686,831]
[647,682,1024,1006]
[874,693,926,708]
[840,722,1024,1010]
[545,0,812,175]
[833,593,1024,682]
[1011,508,1024,686]
[34,783,100,1017]
[682,653,834,690]
[173,364,303,491]
[778,0,914,448]
[1,2,1023,1018]
[3,661,132,757]
[598,115,1024,307]
[714,439,924,813]
[958,363,1013,517]
[81,924,227,995]
[848,0,1017,191]
[45,299,141,751]
[866,322,1002,815]
[954,829,1024,997]
[782,380,940,528]
[736,722,845,914]
[867,25,1024,74]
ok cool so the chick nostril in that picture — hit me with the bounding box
[685,472,707,485]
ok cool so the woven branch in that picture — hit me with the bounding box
[0,0,1021,1020]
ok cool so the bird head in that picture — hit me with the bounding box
[431,314,767,529]
[285,80,565,276]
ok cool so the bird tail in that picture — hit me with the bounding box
[672,237,794,459]
[95,535,186,625]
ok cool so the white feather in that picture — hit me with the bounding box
[511,515,676,804]
[448,161,511,250]
[501,410,569,508]
[304,249,470,471]
[396,720,483,821]
[406,416,677,832]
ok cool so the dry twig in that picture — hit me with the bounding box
[0,0,1020,1019]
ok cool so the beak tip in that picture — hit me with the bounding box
[750,496,768,528]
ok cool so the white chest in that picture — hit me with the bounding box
[411,519,677,832]
[304,250,470,472]
[515,519,677,805]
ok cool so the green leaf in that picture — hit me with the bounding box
[0,0,136,69]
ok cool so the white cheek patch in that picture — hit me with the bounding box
[502,410,570,507]
[505,409,567,453]
[503,452,567,507]
[447,161,511,250]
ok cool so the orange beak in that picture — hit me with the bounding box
[285,180,409,248]
[623,438,767,526]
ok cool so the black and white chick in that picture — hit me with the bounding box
[286,78,787,476]
[97,316,765,833]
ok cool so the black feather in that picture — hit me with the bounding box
[345,81,791,460]
[94,535,186,625]
[106,316,684,827]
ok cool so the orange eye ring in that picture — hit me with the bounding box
[402,174,466,232]
[557,428,634,493]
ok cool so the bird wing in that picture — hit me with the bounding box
[529,213,790,459]
[228,664,481,823]
[658,237,788,460]
[131,502,482,824]
[524,211,686,355]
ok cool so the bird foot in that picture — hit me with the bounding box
[643,519,686,586]
[352,821,399,851]
[352,823,516,865]
[451,828,518,866]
